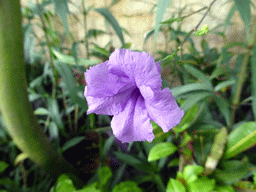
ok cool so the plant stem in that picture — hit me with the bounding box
[230,50,251,129]
[0,0,86,188]
[36,0,58,99]
[153,174,166,192]
[178,0,217,50]
[82,0,90,59]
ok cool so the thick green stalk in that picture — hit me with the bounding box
[230,50,250,128]
[0,0,85,187]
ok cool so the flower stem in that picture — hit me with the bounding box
[230,50,251,129]
[0,0,86,188]
[153,174,166,192]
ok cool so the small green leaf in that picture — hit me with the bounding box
[195,24,209,36]
[98,166,112,186]
[112,181,142,192]
[62,136,85,152]
[224,122,256,159]
[183,165,204,183]
[0,161,9,173]
[187,177,215,192]
[54,174,75,192]
[148,142,177,162]
[52,48,100,66]
[14,153,29,165]
[166,178,186,192]
[93,44,111,57]
[33,107,49,115]
[161,17,182,24]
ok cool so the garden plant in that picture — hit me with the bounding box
[0,0,256,191]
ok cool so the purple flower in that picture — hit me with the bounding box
[84,49,184,143]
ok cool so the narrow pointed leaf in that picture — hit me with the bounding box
[154,0,172,42]
[52,0,69,34]
[184,64,213,89]
[234,0,251,36]
[251,47,256,120]
[94,8,125,47]
[54,61,88,110]
[171,83,213,97]
[224,122,256,159]
[213,95,231,127]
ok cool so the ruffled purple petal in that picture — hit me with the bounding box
[111,89,154,143]
[85,84,136,115]
[140,85,184,132]
[107,49,162,90]
[85,61,129,97]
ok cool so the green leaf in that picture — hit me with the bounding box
[148,142,177,162]
[52,0,69,34]
[62,136,85,152]
[94,8,125,47]
[33,107,49,115]
[214,79,235,92]
[184,64,213,89]
[47,98,65,134]
[77,182,100,192]
[224,4,236,32]
[171,83,212,97]
[195,24,209,36]
[52,48,100,66]
[187,177,215,192]
[112,181,142,192]
[204,127,228,175]
[183,165,204,183]
[49,122,59,139]
[214,185,235,192]
[54,174,76,192]
[224,122,256,159]
[114,152,157,173]
[154,0,172,42]
[214,158,250,185]
[98,166,112,186]
[234,0,251,36]
[101,135,115,162]
[252,47,256,120]
[161,17,182,24]
[213,95,231,127]
[166,178,186,192]
[54,61,88,110]
[0,161,9,173]
[72,42,79,65]
[181,92,212,112]
[144,28,154,44]
[93,44,111,57]
[179,103,198,125]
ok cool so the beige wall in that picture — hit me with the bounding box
[21,0,254,59]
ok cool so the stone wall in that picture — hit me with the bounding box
[21,0,255,59]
